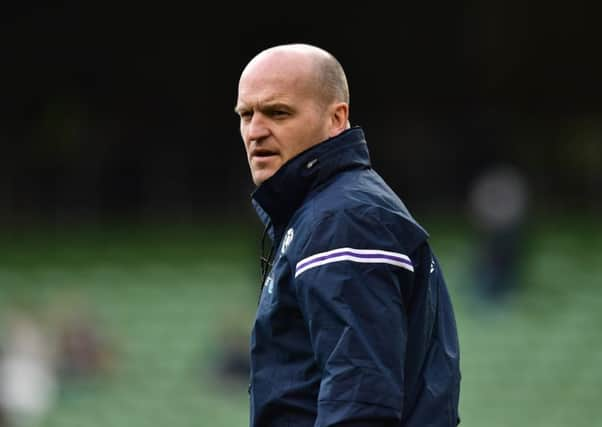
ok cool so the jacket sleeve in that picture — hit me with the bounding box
[293,209,418,427]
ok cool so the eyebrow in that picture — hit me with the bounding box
[234,101,292,115]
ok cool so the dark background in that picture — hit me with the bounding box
[1,3,600,227]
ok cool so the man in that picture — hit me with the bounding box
[235,43,461,427]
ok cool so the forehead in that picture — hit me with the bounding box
[236,52,317,108]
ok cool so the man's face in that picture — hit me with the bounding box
[235,53,332,186]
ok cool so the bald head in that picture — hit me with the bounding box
[240,43,349,108]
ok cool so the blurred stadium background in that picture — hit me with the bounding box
[1,4,600,427]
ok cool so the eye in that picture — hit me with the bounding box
[270,110,289,118]
[239,110,253,121]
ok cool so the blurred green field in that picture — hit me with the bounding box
[0,215,600,427]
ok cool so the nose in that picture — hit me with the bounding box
[245,113,270,143]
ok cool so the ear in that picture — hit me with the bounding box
[328,102,350,137]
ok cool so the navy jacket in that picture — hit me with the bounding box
[250,127,461,427]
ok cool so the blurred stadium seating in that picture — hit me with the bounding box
[0,216,600,427]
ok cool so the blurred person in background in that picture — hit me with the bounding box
[56,310,115,383]
[211,311,251,387]
[235,43,461,427]
[467,163,529,307]
[45,293,117,388]
[0,308,57,427]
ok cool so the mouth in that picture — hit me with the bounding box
[250,148,278,160]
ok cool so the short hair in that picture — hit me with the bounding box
[313,50,350,106]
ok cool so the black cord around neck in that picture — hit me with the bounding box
[258,222,275,304]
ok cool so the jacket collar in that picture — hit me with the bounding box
[251,126,371,233]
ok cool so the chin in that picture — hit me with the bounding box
[253,170,276,186]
